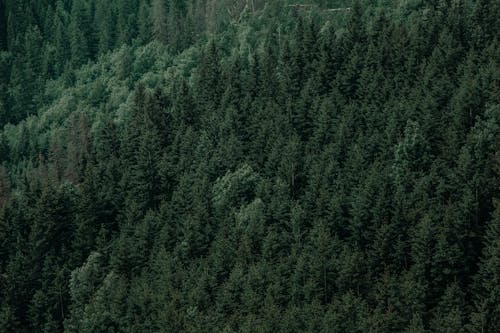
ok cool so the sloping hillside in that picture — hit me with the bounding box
[0,1,499,332]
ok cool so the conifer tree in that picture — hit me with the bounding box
[195,39,221,112]
[151,0,168,44]
[69,0,90,68]
[94,1,115,55]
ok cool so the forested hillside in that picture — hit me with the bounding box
[0,0,499,332]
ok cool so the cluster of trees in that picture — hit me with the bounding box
[0,0,274,126]
[0,0,499,332]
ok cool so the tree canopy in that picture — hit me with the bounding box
[0,0,499,332]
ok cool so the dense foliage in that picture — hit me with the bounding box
[0,0,499,332]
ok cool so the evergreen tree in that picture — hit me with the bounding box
[94,0,115,55]
[151,0,168,44]
[69,0,90,68]
[138,0,152,45]
[470,203,500,333]
[195,39,221,112]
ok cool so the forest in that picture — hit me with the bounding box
[0,0,499,332]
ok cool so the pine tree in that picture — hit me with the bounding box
[306,220,337,303]
[138,0,152,45]
[116,0,139,46]
[195,39,221,112]
[94,0,115,55]
[171,76,197,127]
[69,0,90,68]
[469,202,500,333]
[430,282,466,333]
[51,1,70,76]
[151,0,168,44]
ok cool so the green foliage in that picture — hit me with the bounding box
[0,0,499,332]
